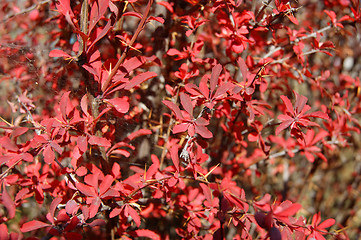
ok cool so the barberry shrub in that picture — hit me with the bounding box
[1,0,360,239]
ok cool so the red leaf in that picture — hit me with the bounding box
[60,91,71,120]
[20,220,51,232]
[169,145,179,172]
[88,219,106,227]
[127,205,141,227]
[200,183,212,205]
[195,125,213,138]
[11,127,28,138]
[162,100,183,120]
[305,111,329,119]
[318,218,335,229]
[77,136,88,153]
[126,129,152,141]
[105,97,129,113]
[89,0,109,34]
[237,58,248,81]
[210,64,222,94]
[173,123,188,134]
[49,49,71,58]
[65,200,79,215]
[122,11,142,19]
[124,71,157,90]
[88,18,113,51]
[55,0,73,17]
[88,135,111,148]
[0,224,8,240]
[75,182,97,197]
[2,185,15,219]
[109,207,122,218]
[89,197,101,218]
[76,166,88,176]
[50,197,63,220]
[148,16,165,24]
[80,94,89,116]
[145,155,160,180]
[280,95,294,115]
[43,145,55,164]
[99,175,114,196]
[213,82,234,99]
[294,92,308,114]
[275,118,293,135]
[130,229,161,240]
[180,92,193,116]
[0,136,18,152]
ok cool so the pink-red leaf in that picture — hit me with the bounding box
[75,182,97,197]
[305,111,329,119]
[180,92,193,116]
[200,183,212,204]
[169,145,180,172]
[99,175,114,196]
[130,229,161,240]
[106,97,129,113]
[318,218,335,229]
[2,185,15,219]
[280,95,294,115]
[20,220,51,232]
[173,123,189,134]
[43,145,55,164]
[195,125,213,138]
[210,64,222,94]
[88,135,111,148]
[127,205,141,227]
[124,71,157,90]
[49,49,71,58]
[126,129,152,141]
[162,100,183,119]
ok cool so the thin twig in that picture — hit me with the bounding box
[101,0,154,93]
[1,0,51,23]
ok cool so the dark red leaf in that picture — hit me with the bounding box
[269,227,282,240]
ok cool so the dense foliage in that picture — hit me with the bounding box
[1,0,361,239]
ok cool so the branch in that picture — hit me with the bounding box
[101,0,154,93]
[1,0,51,23]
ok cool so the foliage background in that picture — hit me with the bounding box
[0,0,361,239]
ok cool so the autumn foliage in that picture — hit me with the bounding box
[1,0,361,239]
